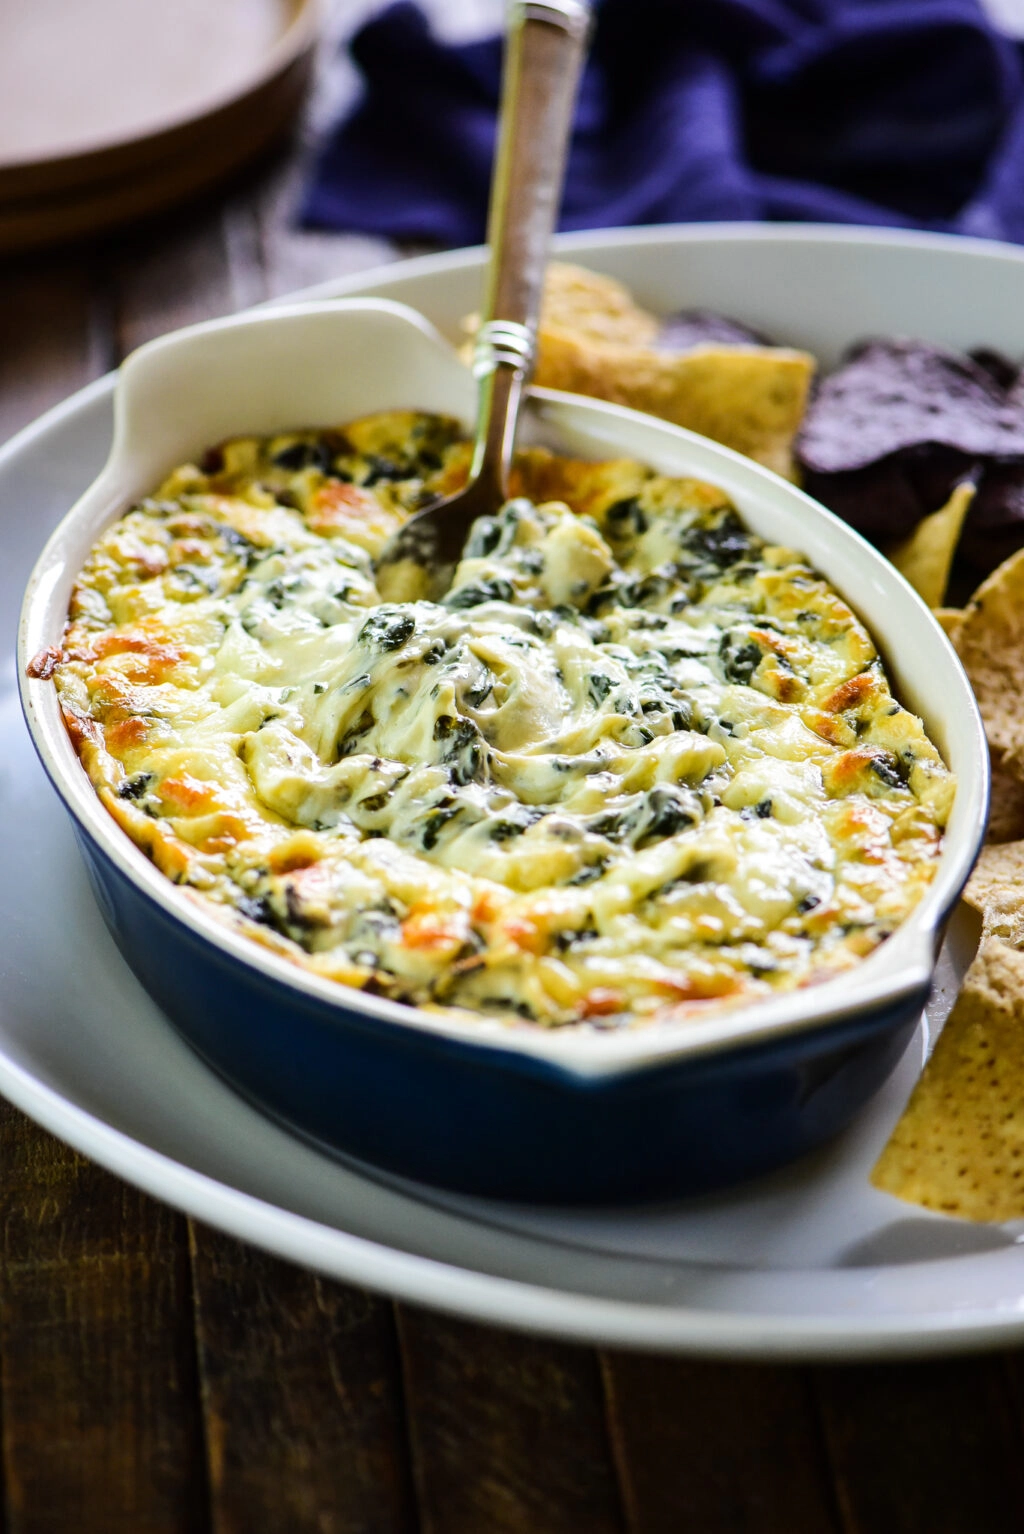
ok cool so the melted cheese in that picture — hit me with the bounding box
[49,411,954,1029]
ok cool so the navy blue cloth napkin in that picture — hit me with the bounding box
[302,0,1024,246]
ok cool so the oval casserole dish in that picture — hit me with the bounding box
[18,298,989,1203]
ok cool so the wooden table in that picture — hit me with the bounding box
[4,130,1024,1534]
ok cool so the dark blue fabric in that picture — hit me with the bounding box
[301,0,1024,246]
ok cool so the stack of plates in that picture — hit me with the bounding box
[0,0,318,253]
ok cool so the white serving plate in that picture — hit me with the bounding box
[2,224,1021,1358]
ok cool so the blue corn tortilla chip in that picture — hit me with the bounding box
[796,338,1024,475]
[804,446,976,542]
[655,310,773,352]
[970,347,1019,391]
[962,461,1024,574]
[800,337,1024,581]
[806,451,1024,583]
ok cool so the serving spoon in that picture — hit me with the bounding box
[375,0,591,601]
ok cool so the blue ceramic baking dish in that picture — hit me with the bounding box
[19,299,989,1204]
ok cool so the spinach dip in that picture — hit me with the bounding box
[43,410,954,1028]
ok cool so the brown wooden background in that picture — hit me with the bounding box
[5,104,1024,1534]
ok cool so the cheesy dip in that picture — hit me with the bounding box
[42,410,954,1029]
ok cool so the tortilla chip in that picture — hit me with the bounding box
[656,310,771,351]
[969,460,1024,557]
[533,328,815,480]
[464,262,815,479]
[886,483,974,607]
[953,546,1024,768]
[987,754,1024,845]
[464,263,661,353]
[796,338,1024,476]
[972,347,1020,390]
[872,936,1024,1220]
[803,448,972,546]
[933,607,964,640]
[538,262,661,349]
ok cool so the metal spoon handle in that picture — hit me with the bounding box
[470,0,590,500]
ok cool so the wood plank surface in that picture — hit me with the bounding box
[601,1353,841,1534]
[107,164,429,1534]
[0,1108,209,1534]
[0,250,110,445]
[111,200,259,357]
[813,1357,1024,1533]
[0,234,211,1534]
[396,1308,625,1534]
[253,141,397,300]
[191,1228,416,1534]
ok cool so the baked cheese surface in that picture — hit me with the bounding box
[50,411,954,1028]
